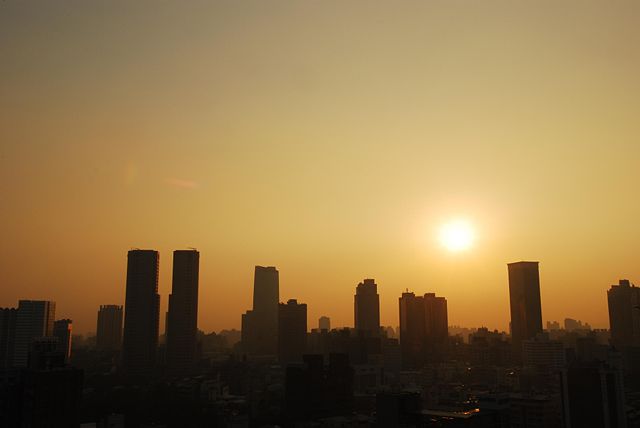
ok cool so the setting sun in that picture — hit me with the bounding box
[439,219,475,252]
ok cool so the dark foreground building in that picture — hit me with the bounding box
[166,249,200,372]
[122,249,160,376]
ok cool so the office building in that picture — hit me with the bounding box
[278,299,307,363]
[53,319,72,363]
[122,249,160,375]
[508,261,543,359]
[607,279,640,349]
[354,279,380,337]
[12,300,56,367]
[166,249,200,372]
[96,305,123,351]
[319,316,330,331]
[241,266,279,355]
[0,308,17,368]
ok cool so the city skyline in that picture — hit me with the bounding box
[0,251,626,336]
[3,1,640,335]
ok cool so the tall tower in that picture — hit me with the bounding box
[607,279,640,349]
[399,292,425,368]
[166,249,200,372]
[508,261,543,359]
[354,279,380,337]
[12,300,56,367]
[53,319,72,363]
[96,305,123,352]
[122,249,160,375]
[242,266,280,355]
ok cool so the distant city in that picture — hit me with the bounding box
[1,249,639,427]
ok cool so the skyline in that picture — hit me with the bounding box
[2,1,640,334]
[0,249,628,335]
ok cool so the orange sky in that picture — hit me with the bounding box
[1,1,640,334]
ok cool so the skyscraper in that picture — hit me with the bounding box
[278,299,307,363]
[354,279,380,337]
[122,249,160,375]
[241,266,279,355]
[508,261,543,359]
[166,249,200,372]
[12,300,56,367]
[53,319,72,363]
[607,279,640,349]
[399,292,425,369]
[96,305,123,352]
[0,307,17,368]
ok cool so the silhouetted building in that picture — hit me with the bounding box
[0,308,17,368]
[399,291,425,369]
[608,279,640,350]
[13,300,55,368]
[399,291,448,368]
[20,366,83,428]
[424,292,448,360]
[166,249,200,372]
[278,299,307,363]
[561,362,627,428]
[122,249,160,375]
[508,261,543,360]
[285,354,354,420]
[241,266,279,355]
[319,316,330,331]
[53,319,72,363]
[355,279,380,337]
[28,337,65,370]
[96,305,123,351]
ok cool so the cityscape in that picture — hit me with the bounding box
[1,249,639,427]
[2,1,640,427]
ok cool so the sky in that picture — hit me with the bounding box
[1,1,640,334]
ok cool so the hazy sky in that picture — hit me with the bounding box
[2,1,640,334]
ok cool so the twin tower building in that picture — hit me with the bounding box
[122,249,199,375]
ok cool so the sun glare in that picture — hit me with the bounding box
[439,219,475,252]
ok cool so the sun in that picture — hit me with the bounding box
[439,219,475,252]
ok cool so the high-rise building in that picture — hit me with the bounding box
[96,305,123,351]
[399,292,425,369]
[399,291,448,368]
[508,261,543,360]
[278,299,307,363]
[0,308,17,368]
[319,316,331,331]
[122,249,160,375]
[241,266,279,355]
[423,293,448,360]
[354,279,380,337]
[12,300,56,367]
[53,319,72,363]
[166,249,200,372]
[607,279,640,350]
